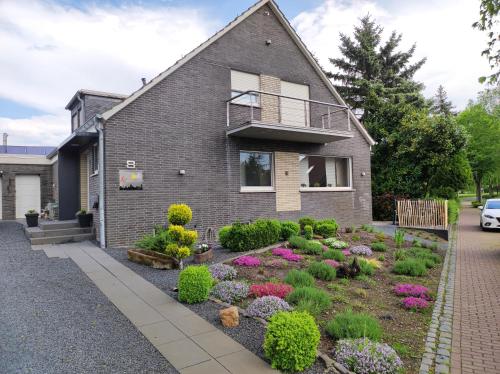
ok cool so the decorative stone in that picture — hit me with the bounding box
[219,306,239,328]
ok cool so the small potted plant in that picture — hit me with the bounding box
[194,243,213,263]
[25,209,39,227]
[76,209,93,227]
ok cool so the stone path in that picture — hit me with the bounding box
[451,205,500,374]
[33,241,277,374]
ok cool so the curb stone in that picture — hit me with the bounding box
[419,223,457,374]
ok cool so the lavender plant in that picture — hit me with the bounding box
[208,263,237,281]
[210,281,249,303]
[246,296,292,319]
[349,245,373,256]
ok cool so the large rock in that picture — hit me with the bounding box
[219,306,239,328]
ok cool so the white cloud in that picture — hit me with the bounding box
[0,0,215,145]
[292,0,493,110]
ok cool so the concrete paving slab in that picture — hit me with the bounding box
[139,320,186,346]
[191,330,244,358]
[157,338,212,369]
[168,313,218,337]
[155,301,196,319]
[217,350,279,374]
[180,359,231,374]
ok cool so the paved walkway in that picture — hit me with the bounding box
[34,241,277,374]
[451,205,500,374]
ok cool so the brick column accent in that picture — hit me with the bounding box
[260,75,281,123]
[275,152,301,212]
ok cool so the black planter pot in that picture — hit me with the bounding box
[77,213,93,227]
[25,213,39,228]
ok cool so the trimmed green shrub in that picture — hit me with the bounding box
[304,224,313,239]
[219,219,281,251]
[264,311,320,372]
[322,249,345,261]
[135,230,170,252]
[298,216,316,230]
[325,309,382,341]
[288,235,308,249]
[448,198,459,224]
[284,269,315,288]
[307,261,336,281]
[393,258,427,276]
[178,266,213,304]
[280,221,300,240]
[286,287,332,317]
[314,223,337,238]
[371,242,387,252]
[167,204,192,226]
[303,240,323,255]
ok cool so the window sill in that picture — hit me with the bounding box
[90,172,99,177]
[300,187,355,192]
[240,187,275,193]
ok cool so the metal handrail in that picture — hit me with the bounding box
[227,90,348,109]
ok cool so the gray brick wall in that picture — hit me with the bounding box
[102,4,372,247]
[0,163,53,220]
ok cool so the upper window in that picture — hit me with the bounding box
[299,155,352,189]
[90,144,99,175]
[240,151,273,191]
[231,70,260,106]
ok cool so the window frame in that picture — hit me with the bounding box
[239,150,275,193]
[299,155,354,191]
[230,70,261,108]
[90,143,99,176]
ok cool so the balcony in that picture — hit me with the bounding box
[226,90,353,144]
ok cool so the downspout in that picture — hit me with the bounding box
[95,115,106,248]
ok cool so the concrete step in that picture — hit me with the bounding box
[28,227,92,238]
[39,221,79,230]
[30,233,95,245]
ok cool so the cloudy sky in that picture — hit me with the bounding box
[0,0,493,146]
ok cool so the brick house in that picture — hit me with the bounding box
[53,0,375,248]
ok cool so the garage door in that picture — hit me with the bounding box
[15,175,41,218]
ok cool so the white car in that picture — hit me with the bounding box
[479,198,500,230]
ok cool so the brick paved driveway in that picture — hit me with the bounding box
[451,205,500,373]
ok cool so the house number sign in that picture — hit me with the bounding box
[126,160,136,169]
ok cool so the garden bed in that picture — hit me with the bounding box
[223,228,445,374]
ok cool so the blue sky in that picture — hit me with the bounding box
[0,0,492,145]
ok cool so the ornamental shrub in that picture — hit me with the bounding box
[286,287,332,317]
[246,296,292,319]
[304,224,313,239]
[180,229,198,247]
[288,235,308,249]
[233,255,261,267]
[211,281,249,303]
[355,258,375,276]
[393,258,427,276]
[324,238,349,249]
[315,222,338,238]
[284,269,315,288]
[280,221,300,240]
[165,243,191,261]
[371,242,387,252]
[135,230,170,252]
[401,296,429,310]
[250,282,293,299]
[208,263,237,281]
[178,266,213,304]
[219,220,281,252]
[326,309,382,341]
[167,225,184,242]
[302,240,323,255]
[307,261,336,281]
[298,216,316,230]
[264,311,320,372]
[167,204,192,226]
[334,338,403,374]
[350,245,373,256]
[322,249,346,261]
[393,284,430,299]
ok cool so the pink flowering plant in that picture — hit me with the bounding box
[323,259,340,268]
[401,297,429,311]
[272,247,302,262]
[342,249,351,257]
[233,255,261,267]
[394,284,431,299]
[283,253,303,262]
[250,282,293,299]
[264,258,288,268]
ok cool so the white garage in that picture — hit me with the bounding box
[15,175,41,218]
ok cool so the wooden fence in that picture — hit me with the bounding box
[396,199,448,229]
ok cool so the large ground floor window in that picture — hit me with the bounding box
[240,151,273,192]
[299,155,352,190]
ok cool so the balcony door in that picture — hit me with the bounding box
[280,81,309,127]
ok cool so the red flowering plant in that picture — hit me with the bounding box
[250,282,293,299]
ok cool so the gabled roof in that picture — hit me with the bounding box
[101,0,375,146]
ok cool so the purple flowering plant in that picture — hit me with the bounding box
[334,338,404,374]
[233,255,261,267]
[210,281,249,303]
[264,258,288,268]
[342,249,351,257]
[208,263,237,281]
[272,247,293,257]
[323,259,340,268]
[394,284,430,299]
[349,245,373,256]
[246,296,292,320]
[401,297,429,311]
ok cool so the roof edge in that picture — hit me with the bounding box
[65,89,128,110]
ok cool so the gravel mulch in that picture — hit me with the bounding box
[107,247,326,374]
[0,222,177,374]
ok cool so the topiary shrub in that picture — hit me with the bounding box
[307,261,336,281]
[246,296,292,320]
[298,216,316,230]
[302,240,323,255]
[371,242,387,252]
[280,221,300,240]
[264,311,320,372]
[219,219,281,252]
[334,338,403,374]
[178,266,213,304]
[304,225,313,239]
[211,281,249,303]
[314,221,338,238]
[287,235,308,249]
[286,287,332,317]
[167,204,192,226]
[326,309,382,341]
[322,249,346,261]
[284,269,315,288]
[393,258,427,276]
